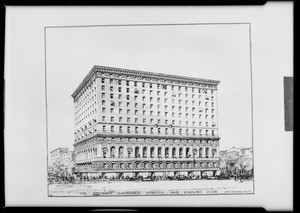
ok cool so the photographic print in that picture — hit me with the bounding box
[45,23,254,197]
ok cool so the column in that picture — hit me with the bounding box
[209,146,212,158]
[140,144,143,158]
[124,144,127,158]
[147,145,151,158]
[162,144,165,158]
[176,145,180,158]
[183,145,186,158]
[108,144,111,158]
[116,144,119,158]
[155,144,158,158]
[97,143,102,158]
[196,145,199,158]
[132,144,135,158]
[202,146,206,158]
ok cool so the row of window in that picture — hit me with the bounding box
[101,93,214,101]
[102,78,214,94]
[75,126,216,141]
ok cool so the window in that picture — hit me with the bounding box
[119,126,123,133]
[102,93,105,98]
[143,110,146,115]
[135,103,138,108]
[150,127,154,134]
[102,85,105,90]
[164,98,167,103]
[150,97,153,102]
[134,82,137,86]
[135,110,138,115]
[119,117,122,122]
[103,125,106,131]
[110,79,113,84]
[158,119,161,124]
[142,96,145,101]
[101,78,105,83]
[158,111,161,116]
[142,82,145,87]
[143,127,146,133]
[127,117,130,122]
[126,81,129,86]
[179,129,182,135]
[143,104,146,109]
[134,96,137,101]
[135,118,138,123]
[158,128,161,134]
[150,83,152,88]
[110,86,113,91]
[150,111,153,116]
[126,88,129,93]
[111,126,114,132]
[157,98,160,102]
[111,117,114,122]
[157,91,160,95]
[102,108,105,113]
[165,120,168,125]
[110,108,114,113]
[127,126,130,133]
[186,129,189,135]
[102,100,105,105]
[127,109,130,114]
[150,119,153,124]
[186,121,188,126]
[110,94,113,99]
[102,116,105,121]
[135,127,138,133]
[119,109,122,114]
[165,112,168,117]
[171,85,174,91]
[127,95,130,100]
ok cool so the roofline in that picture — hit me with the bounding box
[50,147,69,153]
[71,65,221,99]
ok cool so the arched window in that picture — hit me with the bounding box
[172,147,176,158]
[199,148,203,158]
[186,148,190,158]
[135,147,140,158]
[205,148,209,158]
[158,147,162,158]
[179,147,183,158]
[143,147,147,158]
[150,147,155,158]
[127,148,132,158]
[119,146,123,158]
[110,146,115,158]
[212,149,217,158]
[102,148,108,158]
[165,147,169,158]
[193,149,197,158]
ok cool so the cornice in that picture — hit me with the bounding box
[71,65,220,99]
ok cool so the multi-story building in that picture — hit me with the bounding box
[220,147,253,156]
[71,65,221,179]
[50,148,74,165]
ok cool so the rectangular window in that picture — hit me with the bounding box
[111,117,114,122]
[110,108,114,113]
[158,119,161,124]
[135,118,138,123]
[142,82,145,87]
[102,116,105,121]
[118,94,122,99]
[150,97,153,102]
[127,109,130,114]
[135,110,138,115]
[103,125,106,131]
[110,86,113,91]
[102,93,105,98]
[150,111,153,116]
[119,117,122,122]
[127,95,130,100]
[110,94,113,99]
[150,127,154,134]
[118,102,122,107]
[110,79,113,84]
[127,117,130,122]
[150,119,153,124]
[111,126,114,132]
[102,85,105,90]
[134,96,137,101]
[126,81,129,86]
[127,126,130,133]
[119,109,122,114]
[126,88,129,93]
[134,82,137,86]
[165,112,168,117]
[142,96,145,101]
[143,118,146,123]
[119,126,122,133]
[101,78,105,83]
[102,100,105,105]
[143,127,146,133]
[102,108,105,113]
[143,110,146,115]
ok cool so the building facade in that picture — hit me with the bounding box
[50,148,74,166]
[71,65,221,179]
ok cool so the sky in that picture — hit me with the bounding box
[46,24,252,153]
